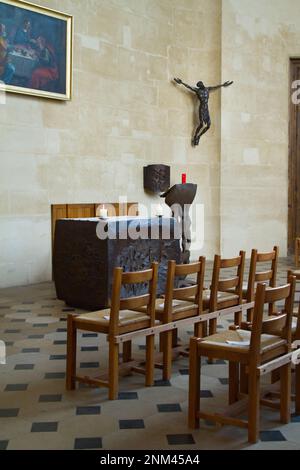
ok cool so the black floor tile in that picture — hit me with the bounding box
[154,379,171,387]
[33,324,48,328]
[14,364,34,370]
[39,394,62,403]
[53,340,67,345]
[44,372,65,380]
[5,330,21,334]
[218,378,229,385]
[76,406,101,416]
[82,333,98,338]
[31,422,58,433]
[0,440,8,450]
[200,390,213,398]
[260,430,287,442]
[49,355,66,360]
[5,384,28,392]
[291,414,300,423]
[119,419,145,429]
[157,404,182,413]
[74,437,102,450]
[118,392,138,400]
[0,409,19,417]
[27,335,44,339]
[167,434,195,445]
[81,346,98,352]
[22,348,40,353]
[62,308,75,312]
[56,328,67,333]
[80,362,99,368]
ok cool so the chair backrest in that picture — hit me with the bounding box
[209,251,246,311]
[109,262,159,334]
[250,277,296,363]
[287,270,300,339]
[246,246,279,302]
[163,257,206,321]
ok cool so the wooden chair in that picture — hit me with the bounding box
[188,279,296,444]
[160,257,205,380]
[286,270,300,414]
[133,257,206,381]
[244,246,279,321]
[295,303,300,415]
[66,262,158,400]
[295,238,300,268]
[205,251,246,337]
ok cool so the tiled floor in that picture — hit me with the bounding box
[0,257,299,450]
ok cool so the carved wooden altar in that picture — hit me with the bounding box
[53,217,181,310]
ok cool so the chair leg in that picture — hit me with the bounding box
[172,329,179,347]
[145,334,155,386]
[240,364,248,394]
[108,340,119,400]
[296,364,300,415]
[209,318,217,336]
[229,362,239,405]
[247,308,254,323]
[159,332,163,353]
[188,338,201,429]
[123,341,132,363]
[194,322,204,339]
[271,369,281,384]
[66,315,77,391]
[280,363,291,424]
[202,321,208,338]
[234,311,242,327]
[248,367,260,444]
[162,330,173,381]
[207,320,217,364]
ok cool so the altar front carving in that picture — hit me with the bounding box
[53,217,181,310]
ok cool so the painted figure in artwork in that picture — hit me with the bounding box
[29,36,58,90]
[14,18,34,46]
[0,23,15,84]
[174,78,233,146]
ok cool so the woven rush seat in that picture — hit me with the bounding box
[202,289,239,309]
[197,329,286,355]
[75,309,158,330]
[134,298,198,317]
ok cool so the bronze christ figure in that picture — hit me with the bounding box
[174,78,233,146]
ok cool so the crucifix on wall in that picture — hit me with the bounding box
[174,78,233,146]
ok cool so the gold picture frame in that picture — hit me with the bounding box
[0,0,73,100]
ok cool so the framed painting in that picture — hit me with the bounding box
[0,0,73,100]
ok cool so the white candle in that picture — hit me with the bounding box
[156,204,164,217]
[99,205,108,218]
